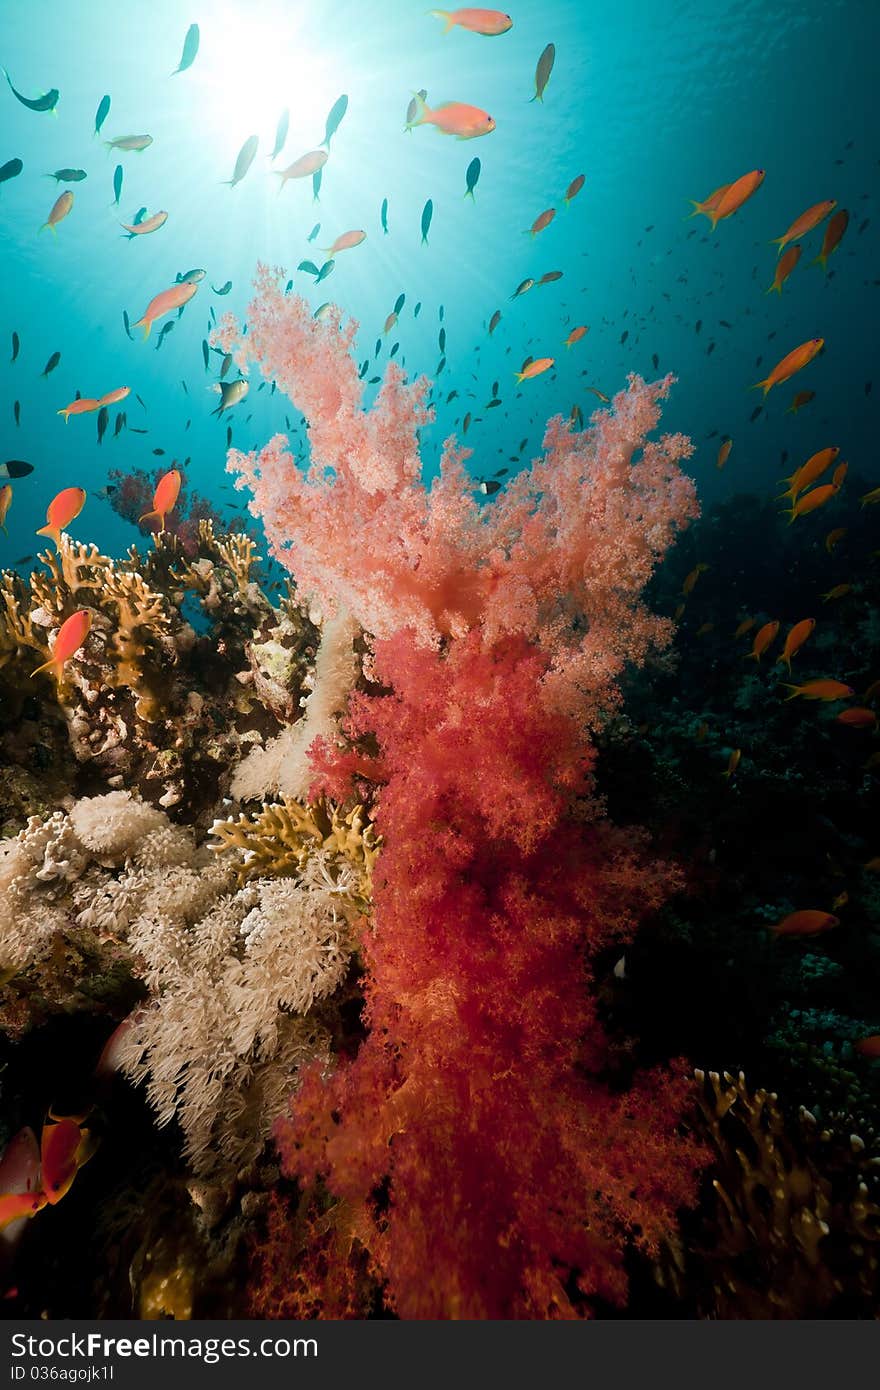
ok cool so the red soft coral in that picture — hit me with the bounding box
[228,268,705,1317]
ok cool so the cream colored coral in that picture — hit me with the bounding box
[231,609,359,801]
[69,790,167,862]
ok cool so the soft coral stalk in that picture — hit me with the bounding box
[227,267,704,1317]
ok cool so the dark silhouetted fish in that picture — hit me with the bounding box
[94,94,110,136]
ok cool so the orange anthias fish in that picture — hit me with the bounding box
[824,527,846,554]
[565,325,589,348]
[322,229,366,256]
[30,609,92,680]
[707,170,765,229]
[97,386,130,408]
[133,281,198,338]
[722,748,741,779]
[120,210,168,237]
[836,707,877,729]
[40,190,74,234]
[276,150,328,188]
[771,199,836,257]
[0,1126,46,1234]
[822,584,851,603]
[753,338,824,396]
[814,208,849,272]
[746,619,779,661]
[36,486,86,547]
[855,1035,880,1059]
[527,208,555,236]
[57,397,101,423]
[779,445,839,502]
[687,182,731,222]
[40,1114,96,1205]
[832,461,848,489]
[138,468,181,532]
[783,678,854,701]
[734,616,755,639]
[859,486,880,509]
[564,174,585,206]
[430,8,513,35]
[787,390,815,414]
[771,909,840,937]
[682,563,709,596]
[515,357,554,383]
[766,243,802,294]
[405,94,495,139]
[776,618,815,672]
[0,484,12,535]
[787,481,839,523]
[716,438,732,470]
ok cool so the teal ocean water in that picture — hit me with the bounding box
[1,0,876,559]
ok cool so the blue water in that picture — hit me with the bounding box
[1,0,877,564]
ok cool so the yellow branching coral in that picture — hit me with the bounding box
[100,567,175,721]
[210,798,379,902]
[0,571,44,670]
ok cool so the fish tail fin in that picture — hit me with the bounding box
[29,654,59,680]
[769,236,786,256]
[429,9,453,29]
[781,685,799,700]
[0,522,6,537]
[514,372,524,384]
[35,524,59,548]
[57,409,68,423]
[751,377,770,395]
[464,188,474,200]
[776,653,791,674]
[137,509,161,529]
[685,200,703,220]
[765,280,781,295]
[136,319,150,340]
[813,252,827,273]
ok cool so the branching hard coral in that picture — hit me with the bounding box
[220,267,705,1317]
[210,796,378,904]
[0,524,321,818]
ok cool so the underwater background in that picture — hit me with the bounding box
[1,0,880,1321]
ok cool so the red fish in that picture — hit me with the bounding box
[133,281,198,338]
[40,1115,95,1206]
[746,619,779,661]
[771,199,836,257]
[138,468,181,532]
[766,243,801,295]
[707,170,764,229]
[771,910,839,937]
[405,94,495,139]
[30,609,92,681]
[36,486,86,548]
[813,208,849,273]
[753,338,824,396]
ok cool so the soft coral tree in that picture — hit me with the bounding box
[225,267,704,1317]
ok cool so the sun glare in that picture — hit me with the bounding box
[191,3,347,156]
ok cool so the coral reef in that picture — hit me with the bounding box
[0,523,322,821]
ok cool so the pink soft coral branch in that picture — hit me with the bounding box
[225,267,697,724]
